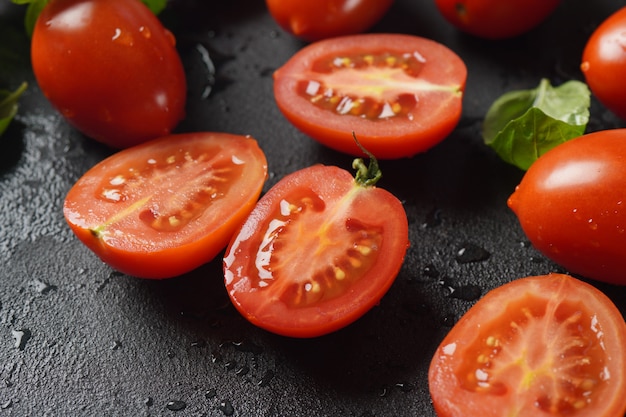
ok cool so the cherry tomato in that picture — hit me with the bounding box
[64,132,268,279]
[434,0,561,39]
[31,0,187,149]
[273,34,467,159]
[265,0,393,42]
[223,161,409,338]
[581,7,626,120]
[508,129,626,285]
[429,273,626,417]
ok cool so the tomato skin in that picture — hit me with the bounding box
[273,34,467,160]
[508,129,626,285]
[429,273,626,417]
[64,132,268,279]
[223,164,409,338]
[581,7,626,120]
[435,0,561,39]
[31,0,187,149]
[265,0,393,42]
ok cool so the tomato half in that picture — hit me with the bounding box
[31,0,187,148]
[64,132,267,279]
[581,7,626,120]
[435,0,561,40]
[223,163,409,338]
[273,34,467,160]
[429,273,626,417]
[265,0,393,42]
[508,129,626,286]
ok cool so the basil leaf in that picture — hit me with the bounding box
[141,0,167,15]
[482,78,590,170]
[11,0,166,37]
[0,82,28,137]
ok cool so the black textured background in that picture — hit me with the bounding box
[1,0,626,416]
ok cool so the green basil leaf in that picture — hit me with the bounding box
[0,82,28,137]
[482,78,590,170]
[141,0,167,15]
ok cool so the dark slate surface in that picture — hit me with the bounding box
[1,0,626,416]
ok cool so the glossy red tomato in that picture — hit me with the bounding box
[508,129,626,285]
[435,0,561,39]
[265,0,393,41]
[273,34,467,159]
[223,162,409,337]
[429,273,626,417]
[581,7,626,120]
[64,132,267,279]
[31,0,187,148]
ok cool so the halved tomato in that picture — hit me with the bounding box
[64,132,268,279]
[273,34,467,159]
[429,273,626,417]
[223,160,409,337]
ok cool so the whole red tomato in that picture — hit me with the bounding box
[265,0,393,41]
[31,0,187,148]
[508,129,626,285]
[435,0,561,39]
[581,7,626,120]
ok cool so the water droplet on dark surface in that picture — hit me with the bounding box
[12,329,31,350]
[422,264,440,279]
[205,388,217,399]
[110,340,122,350]
[1,400,12,409]
[257,370,275,387]
[230,340,263,354]
[421,207,442,229]
[29,279,56,294]
[395,382,413,392]
[211,350,222,363]
[438,278,482,301]
[190,339,206,348]
[235,365,249,377]
[455,243,490,263]
[166,400,186,411]
[219,399,235,416]
[144,397,153,407]
[224,360,237,371]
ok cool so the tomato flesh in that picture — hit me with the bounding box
[64,133,268,279]
[31,0,187,148]
[429,273,626,417]
[273,34,467,159]
[223,164,409,337]
[265,0,393,41]
[581,7,626,120]
[508,129,626,285]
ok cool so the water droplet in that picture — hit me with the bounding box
[395,382,413,392]
[455,243,490,263]
[257,370,275,387]
[205,388,217,399]
[190,339,206,348]
[224,360,237,371]
[219,399,235,416]
[144,397,153,407]
[29,279,57,294]
[450,284,482,301]
[12,329,31,350]
[235,365,249,377]
[230,340,263,354]
[110,340,122,350]
[422,264,440,279]
[421,207,442,229]
[211,350,222,363]
[1,400,12,409]
[165,400,186,411]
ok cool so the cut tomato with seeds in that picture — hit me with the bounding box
[273,34,467,159]
[429,273,626,417]
[64,132,268,279]
[223,160,409,337]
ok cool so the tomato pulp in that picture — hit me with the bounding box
[31,0,187,148]
[265,0,393,41]
[64,132,268,279]
[429,273,626,417]
[223,163,409,337]
[435,0,561,39]
[273,34,467,159]
[581,6,626,120]
[508,129,626,285]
